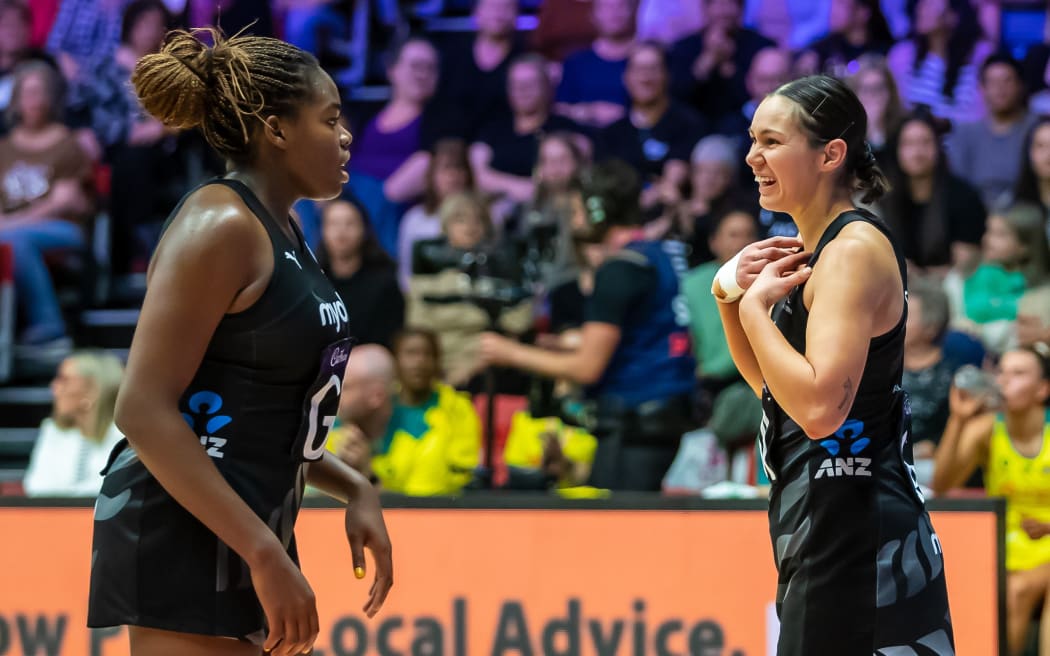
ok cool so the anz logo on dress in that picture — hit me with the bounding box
[182,391,233,459]
[814,419,872,479]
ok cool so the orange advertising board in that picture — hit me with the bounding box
[0,500,1002,656]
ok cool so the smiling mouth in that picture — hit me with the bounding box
[755,175,776,187]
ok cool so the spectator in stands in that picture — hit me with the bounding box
[947,53,1037,209]
[668,0,775,131]
[351,37,439,207]
[636,0,702,46]
[45,0,129,81]
[795,0,893,77]
[1016,286,1050,349]
[516,132,587,291]
[0,1,54,130]
[932,345,1050,656]
[887,0,994,124]
[318,198,403,350]
[408,192,532,388]
[430,0,523,142]
[326,344,397,484]
[554,0,636,128]
[681,209,759,396]
[879,110,985,273]
[397,138,474,289]
[658,134,755,266]
[0,61,92,347]
[280,0,350,58]
[186,0,275,38]
[1011,117,1050,236]
[68,0,179,276]
[23,350,124,497]
[902,276,959,463]
[847,54,905,166]
[372,328,481,496]
[472,54,583,204]
[598,42,707,211]
[343,37,440,255]
[502,410,597,490]
[946,202,1050,355]
[1022,28,1050,115]
[713,46,792,157]
[530,0,595,62]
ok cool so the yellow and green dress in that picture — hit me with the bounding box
[371,383,481,496]
[985,416,1050,572]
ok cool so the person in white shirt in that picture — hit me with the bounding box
[23,350,124,497]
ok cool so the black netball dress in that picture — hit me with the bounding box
[759,209,954,655]
[87,179,352,642]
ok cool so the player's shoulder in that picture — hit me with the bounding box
[821,219,897,274]
[167,183,264,247]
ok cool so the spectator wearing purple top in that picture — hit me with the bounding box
[346,37,440,255]
[472,54,585,204]
[350,37,440,204]
[554,0,636,128]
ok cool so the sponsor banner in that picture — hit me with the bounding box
[0,503,1000,655]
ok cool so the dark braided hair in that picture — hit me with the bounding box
[131,27,322,164]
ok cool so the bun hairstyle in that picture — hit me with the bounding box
[774,74,891,204]
[131,27,321,163]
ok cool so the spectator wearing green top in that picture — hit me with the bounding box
[681,209,760,425]
[946,202,1050,354]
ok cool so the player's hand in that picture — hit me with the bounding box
[250,544,319,656]
[740,248,812,309]
[948,385,985,421]
[735,236,805,292]
[345,482,393,618]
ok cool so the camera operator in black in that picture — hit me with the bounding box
[480,160,697,491]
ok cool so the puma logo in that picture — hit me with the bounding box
[285,251,302,270]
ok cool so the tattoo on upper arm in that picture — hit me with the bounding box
[837,377,854,411]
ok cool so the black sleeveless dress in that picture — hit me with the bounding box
[87,179,353,642]
[759,210,954,655]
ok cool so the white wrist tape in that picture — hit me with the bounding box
[713,250,746,303]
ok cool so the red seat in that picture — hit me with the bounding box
[0,481,24,497]
[472,394,529,488]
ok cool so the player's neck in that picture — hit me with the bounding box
[794,189,855,253]
[225,168,298,232]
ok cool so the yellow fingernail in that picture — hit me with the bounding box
[354,567,365,579]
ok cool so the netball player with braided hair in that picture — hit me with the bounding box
[87,29,393,656]
[714,74,953,654]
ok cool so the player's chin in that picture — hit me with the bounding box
[756,195,785,213]
[309,174,349,201]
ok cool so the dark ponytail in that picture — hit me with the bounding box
[774,74,891,204]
